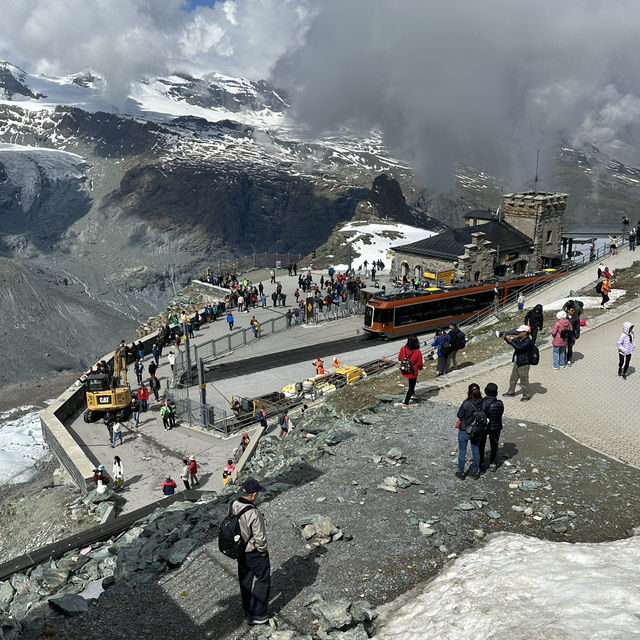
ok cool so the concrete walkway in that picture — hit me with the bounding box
[66,247,640,514]
[421,245,640,468]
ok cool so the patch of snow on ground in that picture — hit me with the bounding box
[332,221,436,271]
[376,532,640,640]
[0,405,48,486]
[532,290,626,310]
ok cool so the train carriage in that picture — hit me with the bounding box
[363,269,564,338]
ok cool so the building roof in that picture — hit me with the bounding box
[462,209,497,221]
[393,220,533,260]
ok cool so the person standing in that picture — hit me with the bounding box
[600,275,614,311]
[168,351,175,372]
[152,343,160,366]
[134,359,144,385]
[104,412,115,443]
[524,304,544,343]
[112,456,125,490]
[431,328,450,376]
[455,383,483,479]
[398,334,424,408]
[162,476,177,495]
[630,228,637,252]
[111,420,124,447]
[258,408,268,429]
[148,360,158,378]
[138,384,149,412]
[150,374,161,402]
[180,458,191,490]
[232,478,270,626]
[130,397,140,428]
[446,321,463,371]
[517,293,525,311]
[160,402,171,430]
[227,311,235,331]
[168,399,177,428]
[479,383,504,472]
[280,411,290,438]
[551,311,572,370]
[617,321,635,380]
[270,268,276,284]
[188,455,199,486]
[564,304,580,367]
[503,325,533,401]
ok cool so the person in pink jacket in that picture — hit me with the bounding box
[551,311,572,369]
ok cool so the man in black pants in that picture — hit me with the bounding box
[479,383,504,472]
[232,478,271,626]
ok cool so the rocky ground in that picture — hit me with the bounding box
[3,376,638,639]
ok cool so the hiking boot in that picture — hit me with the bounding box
[618,368,623,376]
[249,617,270,625]
[502,392,515,398]
[521,396,531,402]
[455,471,465,479]
[470,471,480,479]
[402,403,415,408]
[623,374,627,380]
[566,361,572,367]
[489,463,497,472]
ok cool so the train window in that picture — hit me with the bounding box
[364,306,373,327]
[373,308,393,324]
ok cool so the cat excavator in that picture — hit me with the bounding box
[83,344,132,423]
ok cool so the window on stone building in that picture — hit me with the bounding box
[546,230,553,244]
[474,271,480,281]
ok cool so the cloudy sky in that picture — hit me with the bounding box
[2,0,640,187]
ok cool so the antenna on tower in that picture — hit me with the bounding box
[534,149,540,194]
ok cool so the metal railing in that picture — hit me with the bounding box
[166,382,236,435]
[203,252,306,278]
[172,298,366,384]
[460,240,626,331]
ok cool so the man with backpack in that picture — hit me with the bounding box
[479,383,504,472]
[503,325,534,402]
[446,321,466,371]
[227,478,270,626]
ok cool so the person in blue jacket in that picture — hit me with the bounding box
[431,327,450,376]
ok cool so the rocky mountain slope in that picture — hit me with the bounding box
[1,60,639,384]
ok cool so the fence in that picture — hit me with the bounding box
[203,252,306,277]
[167,383,236,435]
[172,297,366,384]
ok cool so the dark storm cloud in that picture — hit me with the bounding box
[273,0,640,188]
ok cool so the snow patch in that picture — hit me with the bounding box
[332,221,437,271]
[0,405,48,486]
[376,532,640,640]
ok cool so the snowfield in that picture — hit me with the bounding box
[0,405,48,485]
[376,531,640,640]
[332,221,437,271]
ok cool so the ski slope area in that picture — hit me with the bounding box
[376,532,640,640]
[331,221,437,271]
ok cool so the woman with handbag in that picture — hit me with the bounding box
[455,383,484,480]
[398,334,423,408]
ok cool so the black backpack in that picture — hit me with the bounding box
[530,344,540,366]
[400,349,415,375]
[456,330,467,348]
[466,407,488,438]
[595,280,603,293]
[218,503,254,558]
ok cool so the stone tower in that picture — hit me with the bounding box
[502,191,567,268]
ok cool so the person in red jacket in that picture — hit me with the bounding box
[188,455,199,486]
[398,334,424,408]
[137,384,149,412]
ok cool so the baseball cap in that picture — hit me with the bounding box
[97,464,105,471]
[516,325,530,333]
[242,478,266,493]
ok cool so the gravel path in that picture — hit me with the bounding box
[50,397,640,640]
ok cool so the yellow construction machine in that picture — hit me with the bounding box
[83,345,132,422]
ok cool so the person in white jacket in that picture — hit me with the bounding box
[617,321,635,380]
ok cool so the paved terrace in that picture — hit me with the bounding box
[422,246,640,468]
[64,268,393,513]
[64,249,640,514]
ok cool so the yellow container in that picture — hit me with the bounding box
[335,365,363,384]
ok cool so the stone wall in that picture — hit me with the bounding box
[190,280,230,301]
[394,251,452,282]
[503,192,567,268]
[457,232,496,282]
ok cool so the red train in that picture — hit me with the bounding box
[363,269,565,338]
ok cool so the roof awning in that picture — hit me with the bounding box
[541,252,562,259]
